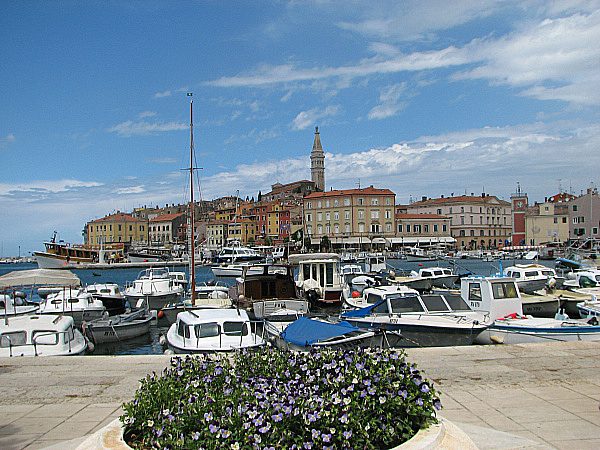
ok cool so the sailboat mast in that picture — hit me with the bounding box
[189,96,196,306]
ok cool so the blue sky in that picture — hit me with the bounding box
[2,0,600,256]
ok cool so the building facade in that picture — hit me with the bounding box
[568,187,600,242]
[406,194,512,249]
[525,201,570,246]
[304,186,395,247]
[86,212,148,245]
[149,213,187,244]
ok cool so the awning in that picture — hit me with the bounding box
[389,236,456,245]
[0,269,81,289]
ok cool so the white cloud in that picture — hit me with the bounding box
[457,10,600,104]
[108,120,187,137]
[154,90,172,98]
[0,133,16,147]
[291,106,340,131]
[114,185,145,195]
[368,83,408,119]
[0,179,103,197]
[137,111,157,119]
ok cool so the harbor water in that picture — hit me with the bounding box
[0,258,557,355]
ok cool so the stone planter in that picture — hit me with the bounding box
[76,418,477,450]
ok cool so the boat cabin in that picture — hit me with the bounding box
[288,253,349,304]
[235,264,297,303]
[461,276,522,319]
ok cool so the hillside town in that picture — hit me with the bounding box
[83,127,599,259]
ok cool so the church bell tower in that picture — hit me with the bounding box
[310,126,325,192]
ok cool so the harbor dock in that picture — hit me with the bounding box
[1,341,599,449]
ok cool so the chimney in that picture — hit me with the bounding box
[471,193,474,196]
[481,193,485,198]
[441,194,444,198]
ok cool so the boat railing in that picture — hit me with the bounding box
[30,329,74,356]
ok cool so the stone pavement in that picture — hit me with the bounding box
[0,341,598,449]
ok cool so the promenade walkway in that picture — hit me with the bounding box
[0,341,598,449]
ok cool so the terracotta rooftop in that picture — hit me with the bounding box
[89,212,144,223]
[149,213,185,222]
[305,186,395,198]
[410,194,510,206]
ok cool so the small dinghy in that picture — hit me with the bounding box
[82,305,153,345]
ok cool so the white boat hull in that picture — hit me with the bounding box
[83,313,153,344]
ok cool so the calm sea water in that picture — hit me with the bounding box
[0,258,556,355]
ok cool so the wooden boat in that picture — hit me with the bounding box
[82,307,153,345]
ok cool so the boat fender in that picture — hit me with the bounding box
[157,310,165,320]
[164,349,174,355]
[87,340,95,353]
[158,334,167,346]
[489,335,504,344]
[588,317,599,326]
[352,291,360,298]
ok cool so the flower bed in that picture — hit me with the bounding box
[121,347,442,449]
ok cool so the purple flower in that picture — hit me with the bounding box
[433,398,443,410]
[311,428,320,439]
[419,383,430,393]
[273,412,283,422]
[209,423,220,433]
[221,428,231,438]
[343,430,352,439]
[322,433,332,443]
[191,431,200,440]
[259,422,271,434]
[379,395,387,404]
[204,412,213,422]
[415,398,424,406]
[303,443,312,449]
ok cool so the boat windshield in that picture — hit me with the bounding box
[388,296,425,314]
[194,323,220,338]
[0,331,27,347]
[421,295,451,312]
[444,294,472,311]
[491,282,519,299]
[222,321,248,336]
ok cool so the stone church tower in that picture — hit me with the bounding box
[310,126,325,191]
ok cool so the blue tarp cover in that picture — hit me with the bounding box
[340,303,379,318]
[281,317,360,347]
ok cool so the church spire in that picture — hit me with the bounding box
[310,126,325,191]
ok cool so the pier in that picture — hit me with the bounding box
[0,341,599,449]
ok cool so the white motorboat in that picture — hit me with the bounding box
[216,242,263,263]
[502,264,564,294]
[0,314,88,357]
[345,284,419,309]
[158,282,233,325]
[38,288,106,328]
[265,316,403,352]
[417,267,460,289]
[463,276,600,344]
[211,262,256,277]
[387,271,433,292]
[164,308,266,353]
[168,271,189,291]
[341,285,492,347]
[83,283,126,316]
[82,306,153,345]
[124,267,184,310]
[288,253,350,306]
[0,292,39,316]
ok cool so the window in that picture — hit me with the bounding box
[344,198,350,206]
[437,208,442,215]
[325,225,331,234]
[306,201,312,209]
[386,198,391,205]
[459,230,465,236]
[573,205,578,211]
[325,200,330,207]
[442,224,447,232]
[470,230,475,236]
[317,212,322,221]
[370,224,381,233]
[325,212,330,221]
[554,217,558,223]
[306,213,312,222]
[129,225,133,231]
[317,225,323,234]
[449,207,453,214]
[358,210,364,219]
[317,201,322,208]
[398,224,403,232]
[334,225,339,234]
[345,210,350,220]
[358,198,364,205]
[468,283,482,301]
[118,225,122,231]
[371,210,379,219]
[334,211,339,220]
[562,217,567,223]
[358,224,365,233]
[345,224,350,233]
[406,224,411,232]
[433,224,438,232]
[371,198,378,205]
[334,199,338,206]
[385,210,392,219]
[386,223,392,232]
[414,225,421,233]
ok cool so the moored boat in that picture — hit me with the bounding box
[124,267,184,310]
[82,306,153,345]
